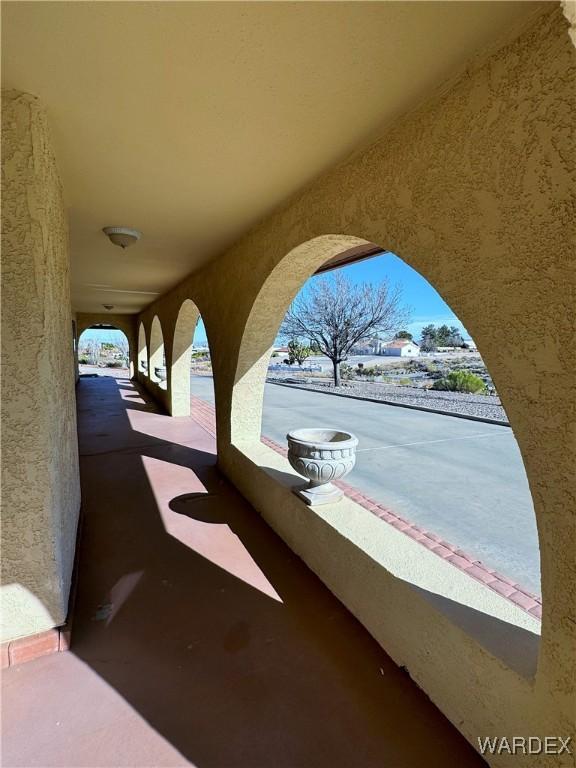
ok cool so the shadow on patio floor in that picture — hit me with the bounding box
[2,376,485,767]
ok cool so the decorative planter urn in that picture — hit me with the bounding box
[155,366,167,382]
[286,428,358,506]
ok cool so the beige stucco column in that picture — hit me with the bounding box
[1,90,81,642]
[168,299,200,417]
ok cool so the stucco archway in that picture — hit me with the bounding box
[229,231,542,609]
[231,235,370,445]
[76,313,137,379]
[77,326,131,376]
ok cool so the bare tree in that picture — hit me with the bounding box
[86,339,101,365]
[115,335,129,366]
[281,271,410,386]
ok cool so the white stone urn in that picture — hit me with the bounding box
[286,428,358,506]
[155,366,167,382]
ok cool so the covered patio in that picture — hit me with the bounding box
[2,3,575,766]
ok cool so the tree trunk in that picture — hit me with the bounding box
[332,359,341,387]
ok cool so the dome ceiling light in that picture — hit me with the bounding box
[102,304,114,311]
[102,226,141,249]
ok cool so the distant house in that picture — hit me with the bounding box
[350,339,378,355]
[382,339,420,357]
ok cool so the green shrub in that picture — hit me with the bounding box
[340,363,355,380]
[431,370,487,394]
[79,356,90,365]
[358,364,386,378]
[106,360,124,368]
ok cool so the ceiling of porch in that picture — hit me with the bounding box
[2,2,543,313]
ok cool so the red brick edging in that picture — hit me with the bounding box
[190,396,542,620]
[1,625,71,669]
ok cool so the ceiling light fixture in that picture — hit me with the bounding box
[102,226,142,249]
[103,304,114,311]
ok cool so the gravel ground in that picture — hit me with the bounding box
[79,364,129,380]
[266,374,508,423]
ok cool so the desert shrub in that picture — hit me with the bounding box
[79,356,90,365]
[431,370,487,394]
[340,363,355,381]
[360,364,387,378]
[106,360,124,368]
[397,378,412,386]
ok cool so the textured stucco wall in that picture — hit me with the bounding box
[136,7,575,762]
[1,91,81,642]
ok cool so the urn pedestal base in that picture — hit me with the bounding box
[294,481,343,506]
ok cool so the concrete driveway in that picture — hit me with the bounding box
[191,375,540,595]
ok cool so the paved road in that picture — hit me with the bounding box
[191,376,540,595]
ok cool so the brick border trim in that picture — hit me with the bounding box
[190,396,541,620]
[1,626,68,669]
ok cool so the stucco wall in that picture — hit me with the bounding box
[139,6,575,762]
[1,91,81,642]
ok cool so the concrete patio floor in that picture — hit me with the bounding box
[2,376,485,767]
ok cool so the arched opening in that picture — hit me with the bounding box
[138,322,148,377]
[171,299,201,417]
[78,325,130,378]
[231,235,368,444]
[231,236,541,651]
[170,300,213,417]
[149,316,166,390]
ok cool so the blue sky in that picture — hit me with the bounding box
[80,252,470,347]
[290,252,470,343]
[80,327,128,344]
